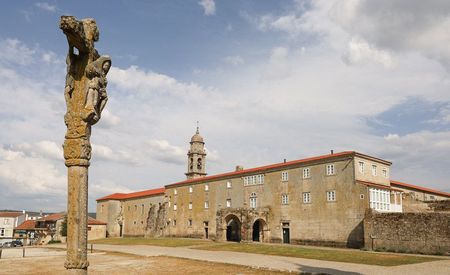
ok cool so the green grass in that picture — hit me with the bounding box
[89,237,212,247]
[195,243,444,266]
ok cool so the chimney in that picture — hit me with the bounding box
[330,150,334,155]
[235,165,244,171]
[283,159,286,163]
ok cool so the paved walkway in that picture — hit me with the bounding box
[49,244,450,275]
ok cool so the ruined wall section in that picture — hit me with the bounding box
[364,210,450,255]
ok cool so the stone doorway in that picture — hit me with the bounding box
[225,215,241,242]
[252,219,267,242]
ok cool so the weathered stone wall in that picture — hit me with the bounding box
[122,195,165,237]
[364,210,450,255]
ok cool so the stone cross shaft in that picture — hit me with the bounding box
[60,16,111,274]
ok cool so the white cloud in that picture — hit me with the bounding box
[35,2,56,12]
[198,0,216,16]
[145,139,186,165]
[0,146,65,197]
[262,47,291,79]
[0,39,35,65]
[92,144,139,165]
[223,55,244,66]
[342,38,395,68]
[109,66,214,99]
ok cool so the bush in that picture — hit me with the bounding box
[48,240,61,244]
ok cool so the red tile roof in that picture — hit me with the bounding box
[37,212,65,222]
[390,180,450,198]
[88,217,106,225]
[96,187,165,201]
[0,212,24,218]
[356,180,403,192]
[166,151,380,188]
[15,220,36,230]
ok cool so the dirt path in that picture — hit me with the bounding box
[0,249,288,275]
[49,243,450,275]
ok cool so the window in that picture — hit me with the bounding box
[303,168,310,179]
[173,220,176,226]
[204,221,209,227]
[174,189,177,195]
[173,204,177,211]
[326,164,335,175]
[0,228,4,236]
[226,181,232,188]
[369,188,390,211]
[226,199,231,208]
[281,171,289,182]
[188,219,192,227]
[141,204,144,214]
[243,174,264,186]
[281,194,289,205]
[133,221,137,225]
[382,168,388,178]
[189,186,193,193]
[101,204,104,213]
[205,184,209,191]
[358,161,364,173]
[204,201,209,209]
[249,192,257,209]
[189,202,193,210]
[326,190,336,201]
[303,192,311,203]
[372,165,377,176]
[360,194,365,199]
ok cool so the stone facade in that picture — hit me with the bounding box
[364,210,450,255]
[97,130,450,250]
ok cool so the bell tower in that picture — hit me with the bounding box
[185,124,207,179]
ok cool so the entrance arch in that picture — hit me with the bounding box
[252,219,267,242]
[225,215,241,242]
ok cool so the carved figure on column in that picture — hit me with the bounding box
[60,15,111,274]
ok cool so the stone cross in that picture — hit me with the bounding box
[60,16,111,274]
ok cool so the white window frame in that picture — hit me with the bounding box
[326,190,336,201]
[372,165,377,176]
[303,192,311,203]
[281,194,289,205]
[204,201,209,209]
[173,204,177,211]
[303,168,310,179]
[249,192,257,209]
[188,202,193,210]
[226,199,231,208]
[189,186,193,193]
[281,171,289,182]
[174,188,177,195]
[226,181,232,188]
[358,161,364,173]
[382,168,388,178]
[204,184,209,191]
[369,188,390,211]
[326,164,335,175]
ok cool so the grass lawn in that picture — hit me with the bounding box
[89,237,212,247]
[195,243,444,266]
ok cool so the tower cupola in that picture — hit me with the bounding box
[185,124,207,179]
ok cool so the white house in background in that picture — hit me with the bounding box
[0,211,26,244]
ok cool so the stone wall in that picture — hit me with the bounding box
[364,210,450,255]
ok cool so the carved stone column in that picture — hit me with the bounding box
[60,16,111,274]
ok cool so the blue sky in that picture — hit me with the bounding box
[1,0,449,212]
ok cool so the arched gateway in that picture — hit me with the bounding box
[252,219,267,242]
[225,214,241,242]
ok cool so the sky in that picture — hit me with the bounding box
[1,0,450,212]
